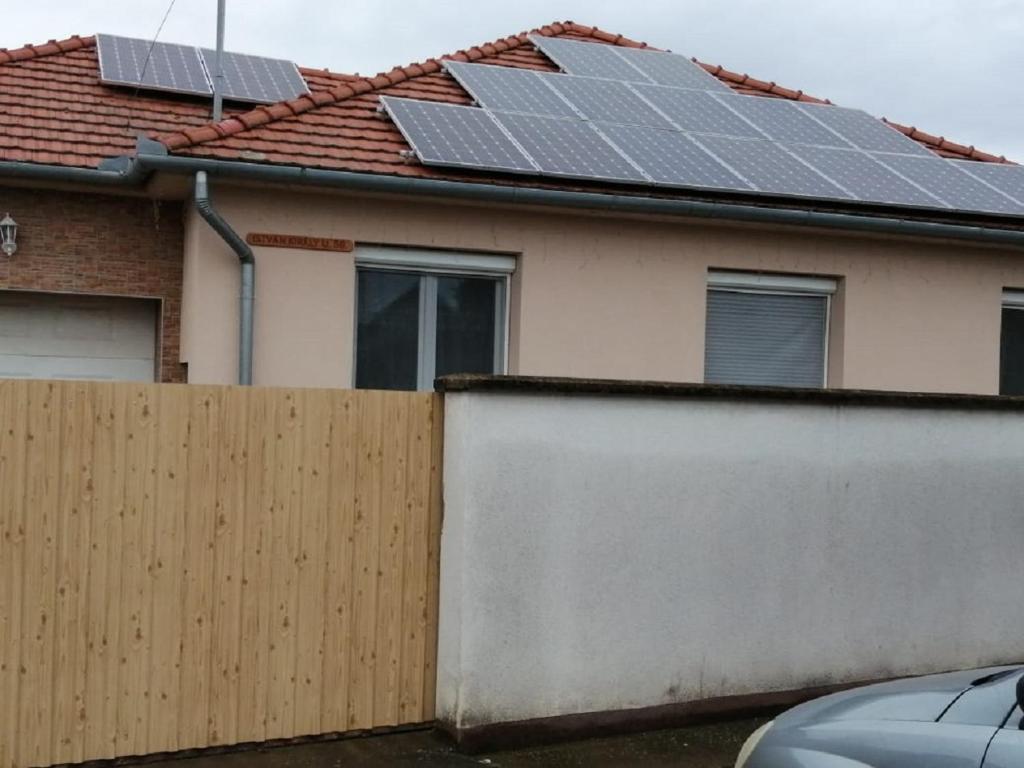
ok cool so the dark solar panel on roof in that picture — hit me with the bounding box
[540,74,674,128]
[693,135,850,199]
[872,154,1024,214]
[596,123,751,191]
[444,62,579,118]
[492,111,650,183]
[97,33,210,96]
[787,145,946,208]
[380,97,538,174]
[954,162,1024,204]
[529,34,651,82]
[715,96,845,147]
[798,103,934,156]
[611,46,731,91]
[632,85,763,138]
[199,49,309,104]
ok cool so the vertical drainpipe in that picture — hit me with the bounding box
[194,171,254,385]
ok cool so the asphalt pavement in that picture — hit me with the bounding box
[135,718,767,767]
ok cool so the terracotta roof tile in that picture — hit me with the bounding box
[0,24,1013,177]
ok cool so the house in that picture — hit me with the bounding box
[2,22,1023,394]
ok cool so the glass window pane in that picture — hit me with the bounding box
[356,270,420,390]
[705,290,827,388]
[435,276,499,379]
[1000,307,1024,396]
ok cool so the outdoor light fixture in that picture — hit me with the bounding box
[0,213,16,257]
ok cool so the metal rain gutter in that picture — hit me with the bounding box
[141,152,1024,250]
[3,145,1024,252]
[193,170,254,386]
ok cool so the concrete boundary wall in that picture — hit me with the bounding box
[435,377,1024,740]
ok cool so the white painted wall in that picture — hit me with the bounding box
[438,390,1024,730]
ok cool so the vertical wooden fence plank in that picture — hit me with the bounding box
[147,385,189,754]
[82,383,123,758]
[294,390,329,736]
[374,393,409,726]
[266,390,304,739]
[119,385,159,754]
[208,385,249,746]
[319,391,358,733]
[422,393,444,720]
[178,387,220,749]
[0,380,29,768]
[399,393,432,722]
[347,390,385,730]
[236,388,276,744]
[18,382,63,767]
[52,383,92,762]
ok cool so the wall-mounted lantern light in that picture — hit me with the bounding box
[0,213,16,257]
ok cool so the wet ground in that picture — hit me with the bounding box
[138,718,766,767]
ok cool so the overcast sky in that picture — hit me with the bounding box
[7,1,1023,161]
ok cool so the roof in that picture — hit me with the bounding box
[0,21,1012,177]
[0,35,356,168]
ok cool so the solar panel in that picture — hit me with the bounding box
[631,85,763,138]
[380,97,537,173]
[797,103,933,156]
[611,46,731,92]
[788,145,946,208]
[953,162,1024,204]
[597,124,751,191]
[715,95,846,147]
[540,74,674,128]
[97,33,210,96]
[443,62,579,118]
[529,35,651,82]
[492,112,649,183]
[693,135,850,199]
[199,49,309,104]
[872,154,1024,214]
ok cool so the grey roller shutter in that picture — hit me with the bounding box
[705,289,827,387]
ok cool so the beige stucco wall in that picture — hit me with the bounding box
[180,184,1024,394]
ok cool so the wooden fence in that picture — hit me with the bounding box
[0,380,442,768]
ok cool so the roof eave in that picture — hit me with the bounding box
[2,148,1023,249]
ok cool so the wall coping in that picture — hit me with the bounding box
[435,374,1024,412]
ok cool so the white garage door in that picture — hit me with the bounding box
[0,292,157,381]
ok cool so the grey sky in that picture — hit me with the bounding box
[7,1,1023,160]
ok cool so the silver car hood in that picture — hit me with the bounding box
[775,666,1020,727]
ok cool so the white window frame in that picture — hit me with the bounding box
[1003,289,1024,309]
[705,270,837,388]
[354,246,515,390]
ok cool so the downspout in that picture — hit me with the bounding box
[193,170,254,385]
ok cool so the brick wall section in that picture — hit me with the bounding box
[0,185,185,382]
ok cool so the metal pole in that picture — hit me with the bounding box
[212,0,226,121]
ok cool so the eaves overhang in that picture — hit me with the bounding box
[2,141,1024,250]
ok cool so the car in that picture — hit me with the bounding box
[736,665,1024,767]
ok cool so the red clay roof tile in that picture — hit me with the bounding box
[0,23,1013,178]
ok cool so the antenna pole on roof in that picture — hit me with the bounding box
[212,0,226,121]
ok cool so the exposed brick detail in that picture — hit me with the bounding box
[0,186,185,382]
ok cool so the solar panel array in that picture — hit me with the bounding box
[97,34,309,104]
[382,36,1024,216]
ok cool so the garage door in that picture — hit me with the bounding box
[0,292,157,381]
